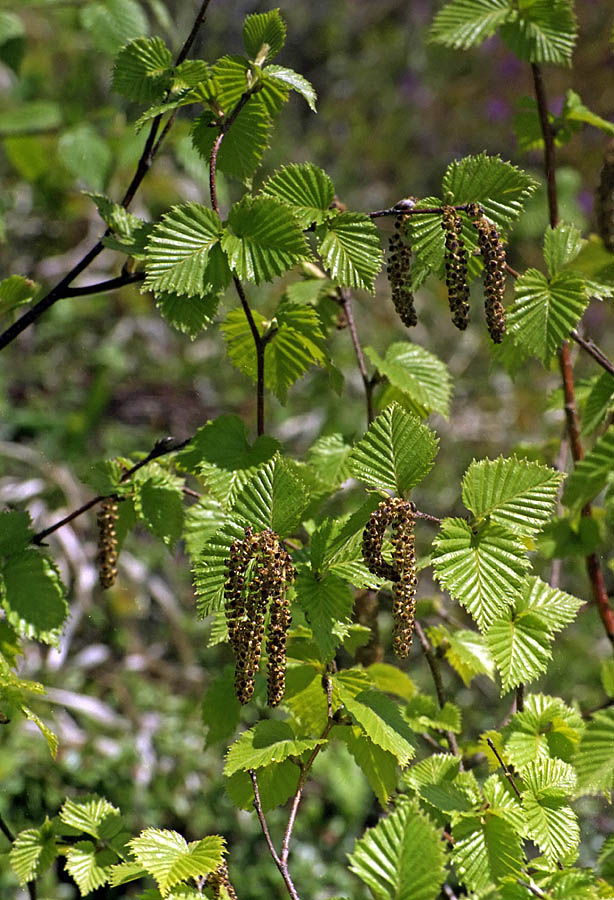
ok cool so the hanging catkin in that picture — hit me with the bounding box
[469,204,507,343]
[206,861,238,900]
[387,214,418,327]
[442,206,471,330]
[96,499,119,589]
[362,497,417,658]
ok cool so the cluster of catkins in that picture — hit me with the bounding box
[206,862,238,900]
[441,206,471,330]
[224,527,295,706]
[387,213,417,327]
[96,499,119,589]
[362,497,417,659]
[596,140,614,252]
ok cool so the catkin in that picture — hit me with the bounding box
[223,528,294,706]
[362,497,417,657]
[442,206,470,330]
[596,140,614,252]
[96,499,119,589]
[387,214,417,327]
[471,210,507,343]
[206,861,238,900]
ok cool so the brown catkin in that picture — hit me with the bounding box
[96,499,119,589]
[362,497,417,658]
[206,861,238,900]
[442,206,470,330]
[223,528,294,706]
[596,140,614,252]
[387,213,417,328]
[472,212,507,343]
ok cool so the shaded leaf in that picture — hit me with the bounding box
[261,163,335,228]
[1,550,68,644]
[224,720,321,776]
[317,213,382,292]
[112,36,172,103]
[429,0,511,50]
[365,342,452,419]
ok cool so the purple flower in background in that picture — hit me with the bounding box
[486,97,510,122]
[578,189,594,216]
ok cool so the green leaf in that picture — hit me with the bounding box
[337,727,399,805]
[108,860,148,888]
[60,796,120,838]
[231,453,309,537]
[222,196,310,284]
[20,706,57,757]
[337,686,416,765]
[266,65,317,112]
[0,275,38,317]
[503,693,584,769]
[574,707,614,794]
[243,9,286,61]
[521,759,579,863]
[135,470,184,548]
[507,268,589,364]
[515,576,583,634]
[112,37,172,103]
[544,222,586,276]
[452,813,524,892]
[1,550,68,644]
[176,414,279,507]
[442,154,538,231]
[406,755,479,813]
[367,662,416,701]
[65,841,115,896]
[9,821,56,885]
[365,342,452,419]
[155,291,220,339]
[191,100,274,184]
[581,372,614,435]
[0,100,62,136]
[486,607,553,693]
[224,720,321,776]
[128,830,225,897]
[192,518,248,617]
[499,0,577,66]
[348,800,445,900]
[58,124,112,192]
[0,510,34,556]
[429,0,511,50]
[600,660,614,698]
[562,428,614,510]
[318,212,382,292]
[348,402,438,495]
[560,89,614,136]
[428,625,495,686]
[80,0,148,55]
[225,759,300,813]
[306,433,352,488]
[261,163,335,228]
[432,518,529,631]
[462,456,563,537]
[201,667,242,748]
[294,569,355,661]
[144,204,223,298]
[404,695,462,734]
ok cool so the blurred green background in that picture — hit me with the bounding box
[1,1,613,897]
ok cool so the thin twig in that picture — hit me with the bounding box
[486,737,522,802]
[250,770,300,900]
[570,329,614,378]
[63,272,145,298]
[531,62,614,648]
[368,203,473,219]
[442,885,459,900]
[516,683,525,713]
[338,287,374,424]
[413,620,461,760]
[209,89,255,214]
[0,813,14,843]
[31,436,189,545]
[232,277,265,436]
[0,0,214,352]
[517,878,550,899]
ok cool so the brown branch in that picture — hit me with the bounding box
[209,89,255,214]
[570,329,614,378]
[413,620,461,760]
[31,436,189,545]
[0,0,214,352]
[531,62,614,648]
[0,813,14,843]
[249,770,301,900]
[368,203,473,219]
[486,737,523,802]
[63,271,145,298]
[338,287,374,424]
[232,277,266,436]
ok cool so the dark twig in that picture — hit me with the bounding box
[232,277,266,436]
[368,203,473,219]
[570,329,614,378]
[250,770,301,900]
[531,62,614,648]
[0,813,14,843]
[31,436,189,545]
[209,90,255,215]
[486,737,522,802]
[338,287,374,424]
[414,620,461,760]
[63,272,145,298]
[516,683,525,713]
[0,0,214,352]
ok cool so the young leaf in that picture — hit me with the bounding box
[317,212,382,292]
[65,841,114,896]
[521,759,579,864]
[462,456,563,537]
[243,9,286,61]
[544,222,586,277]
[224,720,321,776]
[406,754,479,813]
[499,0,577,66]
[364,342,452,419]
[581,371,614,435]
[452,813,524,892]
[336,726,399,805]
[306,433,352,488]
[231,453,310,536]
[1,550,68,645]
[192,100,274,184]
[429,0,512,51]
[112,37,172,103]
[432,518,529,631]
[562,428,614,510]
[574,707,614,794]
[560,89,614,137]
[336,686,416,764]
[266,65,317,112]
[143,204,223,298]
[348,402,438,495]
[503,693,584,769]
[155,291,220,339]
[507,268,589,364]
[128,829,225,897]
[486,607,553,693]
[515,576,583,634]
[0,275,38,317]
[348,801,445,900]
[222,196,310,284]
[9,822,56,885]
[59,796,120,839]
[294,569,355,662]
[261,163,335,228]
[443,154,538,231]
[428,625,495,686]
[135,470,184,548]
